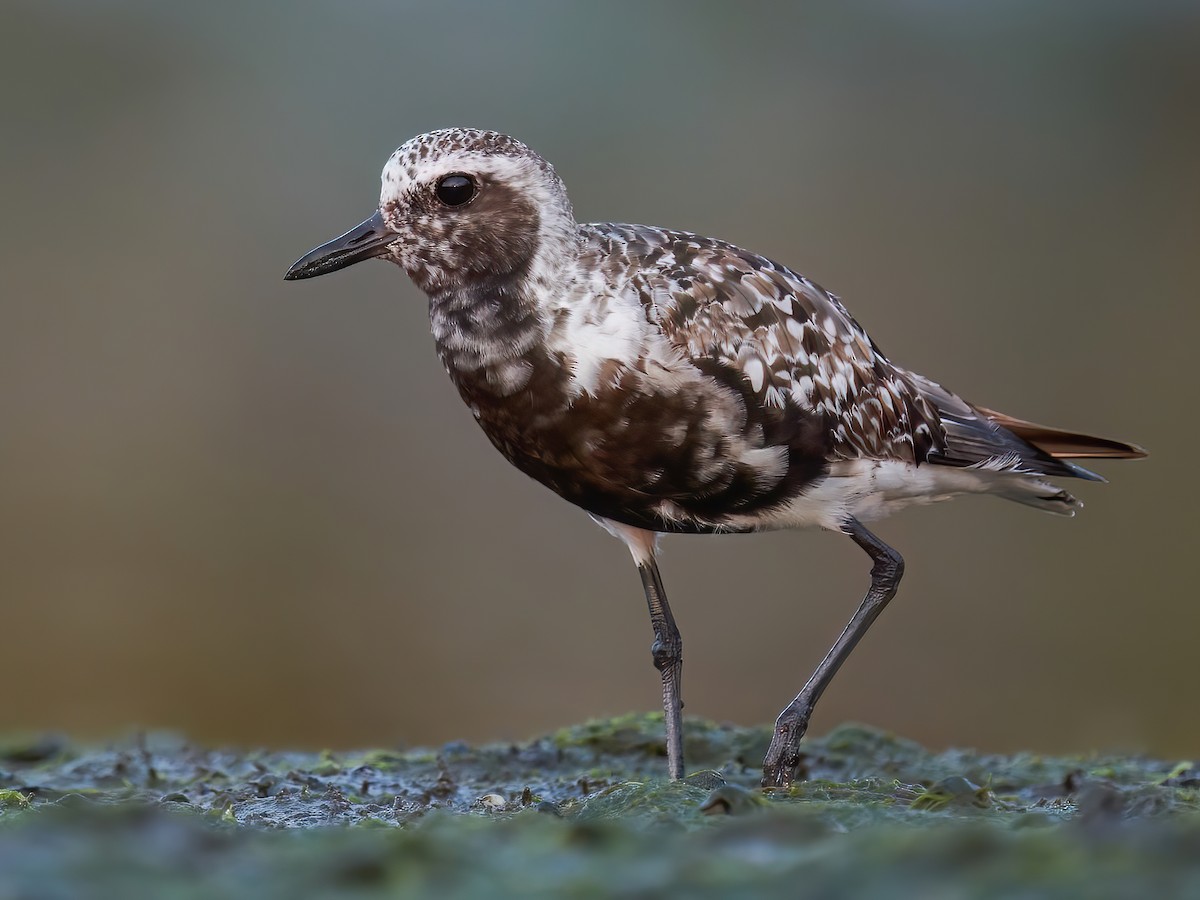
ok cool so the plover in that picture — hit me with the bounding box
[285,128,1145,788]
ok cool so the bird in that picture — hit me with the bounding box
[284,128,1146,788]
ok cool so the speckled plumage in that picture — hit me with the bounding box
[351,128,1127,535]
[285,127,1145,786]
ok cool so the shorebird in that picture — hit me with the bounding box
[285,128,1145,788]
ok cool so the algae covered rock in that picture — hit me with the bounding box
[1,716,1198,897]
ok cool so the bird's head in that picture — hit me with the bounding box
[284,128,576,295]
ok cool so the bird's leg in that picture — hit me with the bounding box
[637,557,685,779]
[761,517,904,789]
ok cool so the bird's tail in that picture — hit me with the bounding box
[975,405,1147,494]
[976,407,1148,461]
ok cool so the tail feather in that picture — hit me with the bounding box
[993,478,1083,516]
[975,407,1148,460]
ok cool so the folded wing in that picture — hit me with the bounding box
[593,223,1142,485]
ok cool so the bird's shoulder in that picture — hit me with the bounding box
[579,223,943,464]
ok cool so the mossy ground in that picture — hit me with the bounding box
[1,714,1197,897]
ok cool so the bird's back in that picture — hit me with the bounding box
[571,223,1143,527]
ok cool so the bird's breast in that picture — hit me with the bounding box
[431,302,828,532]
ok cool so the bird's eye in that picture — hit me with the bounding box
[434,174,477,207]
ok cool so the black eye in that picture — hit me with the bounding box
[435,174,477,207]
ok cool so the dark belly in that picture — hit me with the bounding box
[460,359,831,534]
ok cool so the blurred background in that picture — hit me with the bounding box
[1,1,1196,757]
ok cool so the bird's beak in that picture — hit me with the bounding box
[284,210,394,280]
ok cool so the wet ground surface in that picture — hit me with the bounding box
[2,714,1198,897]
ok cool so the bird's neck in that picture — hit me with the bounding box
[427,272,569,416]
[429,275,541,363]
[426,224,582,402]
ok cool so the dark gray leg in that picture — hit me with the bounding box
[761,518,904,788]
[637,558,684,779]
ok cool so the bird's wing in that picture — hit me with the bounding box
[588,223,944,465]
[588,223,1088,480]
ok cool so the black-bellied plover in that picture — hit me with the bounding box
[285,128,1145,788]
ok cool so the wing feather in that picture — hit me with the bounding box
[590,223,942,464]
[587,223,1101,482]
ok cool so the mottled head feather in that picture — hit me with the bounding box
[376,128,576,294]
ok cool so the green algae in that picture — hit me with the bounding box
[0,790,30,810]
[1,715,1198,897]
